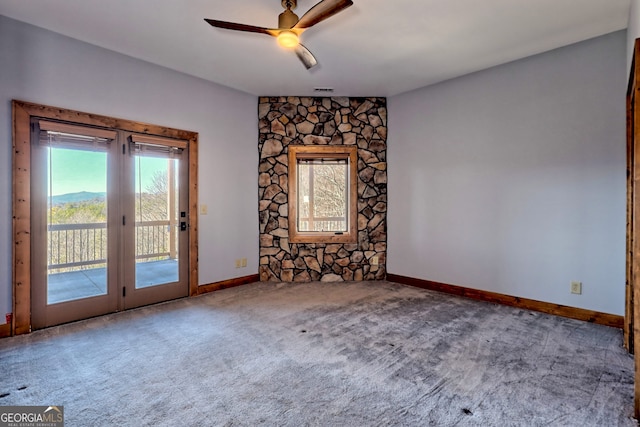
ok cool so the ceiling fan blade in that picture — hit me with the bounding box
[295,44,318,70]
[294,0,353,29]
[205,19,278,36]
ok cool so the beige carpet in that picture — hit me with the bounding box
[0,281,635,426]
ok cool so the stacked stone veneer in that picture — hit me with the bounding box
[258,96,387,282]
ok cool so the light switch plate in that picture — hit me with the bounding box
[570,281,582,295]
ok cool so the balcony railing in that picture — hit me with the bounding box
[48,221,175,272]
[298,217,346,232]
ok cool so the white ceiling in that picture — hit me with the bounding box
[0,0,631,97]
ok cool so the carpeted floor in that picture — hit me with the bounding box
[0,281,635,426]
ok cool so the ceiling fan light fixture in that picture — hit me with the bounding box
[277,30,299,49]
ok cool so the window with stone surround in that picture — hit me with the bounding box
[288,145,357,243]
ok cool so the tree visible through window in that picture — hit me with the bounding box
[288,145,357,243]
[297,158,348,232]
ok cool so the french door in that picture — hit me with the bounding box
[30,120,189,329]
[123,134,189,310]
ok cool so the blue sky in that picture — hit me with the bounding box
[48,148,168,196]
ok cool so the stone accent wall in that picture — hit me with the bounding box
[258,97,387,282]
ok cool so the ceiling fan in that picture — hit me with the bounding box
[205,0,354,70]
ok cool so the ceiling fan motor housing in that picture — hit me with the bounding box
[279,8,299,29]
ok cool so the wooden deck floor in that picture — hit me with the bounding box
[47,259,178,304]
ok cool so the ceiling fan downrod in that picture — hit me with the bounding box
[281,0,297,10]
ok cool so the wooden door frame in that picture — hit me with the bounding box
[11,100,199,335]
[627,38,640,419]
[627,62,632,351]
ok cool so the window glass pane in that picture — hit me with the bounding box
[297,161,348,232]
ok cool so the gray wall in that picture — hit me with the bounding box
[388,31,627,315]
[0,15,629,322]
[629,0,639,73]
[0,16,259,318]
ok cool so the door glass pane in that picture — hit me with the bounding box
[134,156,179,288]
[47,147,108,304]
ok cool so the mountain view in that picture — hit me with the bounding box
[50,191,106,206]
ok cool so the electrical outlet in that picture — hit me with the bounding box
[241,258,247,268]
[235,259,241,268]
[570,281,582,295]
[200,204,208,215]
[371,256,379,266]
